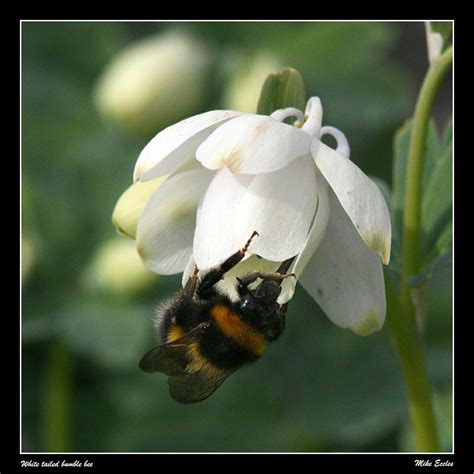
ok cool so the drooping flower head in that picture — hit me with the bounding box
[114,97,391,336]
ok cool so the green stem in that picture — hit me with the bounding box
[42,339,72,452]
[386,277,439,451]
[400,46,453,314]
[390,46,452,452]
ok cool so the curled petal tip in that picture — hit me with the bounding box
[362,231,391,266]
[381,249,391,266]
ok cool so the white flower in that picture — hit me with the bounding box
[126,97,391,336]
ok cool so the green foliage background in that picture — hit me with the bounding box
[21,21,452,452]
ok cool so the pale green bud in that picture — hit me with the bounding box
[222,52,282,113]
[94,30,213,135]
[84,238,156,296]
[21,235,37,284]
[112,176,168,239]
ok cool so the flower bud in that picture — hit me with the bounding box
[425,22,443,65]
[112,176,168,239]
[22,235,37,284]
[222,52,282,113]
[83,238,157,297]
[94,30,213,135]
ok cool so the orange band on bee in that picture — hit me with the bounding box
[210,305,267,356]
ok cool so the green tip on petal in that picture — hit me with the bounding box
[352,312,383,336]
[364,231,391,266]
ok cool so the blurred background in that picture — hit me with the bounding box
[21,21,452,453]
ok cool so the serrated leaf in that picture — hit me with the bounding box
[421,149,452,259]
[257,67,306,116]
[392,118,451,270]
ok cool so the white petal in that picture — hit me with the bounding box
[299,188,386,335]
[278,171,330,304]
[301,97,323,137]
[196,115,311,174]
[193,157,318,270]
[134,110,241,182]
[425,22,443,64]
[270,107,304,123]
[181,254,196,287]
[292,172,331,277]
[136,168,214,274]
[312,140,391,264]
[320,126,350,158]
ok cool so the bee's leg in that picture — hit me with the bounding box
[239,271,296,287]
[266,302,287,342]
[183,265,200,297]
[197,231,259,296]
[235,277,254,298]
[236,271,296,301]
[236,256,296,298]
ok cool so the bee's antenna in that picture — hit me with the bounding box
[236,277,254,298]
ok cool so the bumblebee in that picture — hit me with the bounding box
[139,231,294,404]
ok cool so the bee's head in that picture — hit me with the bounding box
[236,276,281,310]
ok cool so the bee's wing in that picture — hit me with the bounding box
[139,322,235,403]
[168,369,235,404]
[139,344,187,376]
[139,323,207,376]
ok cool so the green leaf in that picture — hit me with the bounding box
[430,22,453,51]
[391,120,411,258]
[421,149,452,259]
[435,220,452,256]
[441,118,452,152]
[391,118,452,272]
[422,120,442,187]
[407,251,452,288]
[257,67,306,116]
